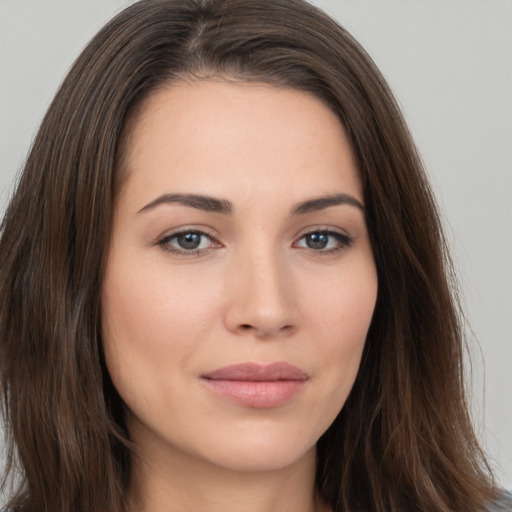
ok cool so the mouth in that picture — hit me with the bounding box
[200,362,309,408]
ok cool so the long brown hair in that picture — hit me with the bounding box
[0,1,497,511]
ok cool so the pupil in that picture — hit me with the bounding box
[307,233,328,249]
[178,233,201,250]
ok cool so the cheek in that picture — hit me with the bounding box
[100,258,222,395]
[308,262,377,397]
[103,254,220,338]
[309,260,377,345]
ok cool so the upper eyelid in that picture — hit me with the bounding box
[156,229,220,256]
[157,226,219,241]
[294,230,352,245]
[162,230,214,242]
[294,225,351,239]
[155,224,354,247]
[159,225,347,235]
[298,229,349,239]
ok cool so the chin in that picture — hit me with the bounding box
[182,418,323,473]
[201,438,317,474]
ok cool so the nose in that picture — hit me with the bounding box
[223,246,298,339]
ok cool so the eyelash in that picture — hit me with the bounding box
[156,228,353,257]
[157,229,221,257]
[293,229,353,255]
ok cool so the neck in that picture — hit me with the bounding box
[127,437,329,512]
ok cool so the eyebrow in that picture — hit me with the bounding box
[137,192,364,216]
[138,193,233,214]
[290,193,365,215]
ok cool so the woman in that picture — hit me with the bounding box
[0,0,508,511]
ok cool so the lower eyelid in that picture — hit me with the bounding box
[295,230,352,247]
[155,228,352,255]
[156,229,220,252]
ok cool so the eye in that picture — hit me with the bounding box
[295,230,352,253]
[157,229,219,255]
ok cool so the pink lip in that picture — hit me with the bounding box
[201,362,309,408]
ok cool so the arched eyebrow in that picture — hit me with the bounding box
[138,193,233,214]
[137,192,364,215]
[290,193,365,215]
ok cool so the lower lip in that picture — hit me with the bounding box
[201,379,307,408]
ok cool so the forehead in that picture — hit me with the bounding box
[118,79,363,209]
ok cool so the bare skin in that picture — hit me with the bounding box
[102,80,377,512]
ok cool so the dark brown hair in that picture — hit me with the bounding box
[0,0,497,511]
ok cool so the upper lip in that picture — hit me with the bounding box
[201,362,309,382]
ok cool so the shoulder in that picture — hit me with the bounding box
[486,490,512,511]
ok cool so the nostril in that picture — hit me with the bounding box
[237,323,295,336]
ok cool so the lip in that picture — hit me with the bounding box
[201,362,309,408]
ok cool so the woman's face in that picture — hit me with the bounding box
[102,80,377,474]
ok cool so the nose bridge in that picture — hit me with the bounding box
[224,238,296,338]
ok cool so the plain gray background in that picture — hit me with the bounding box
[0,0,511,490]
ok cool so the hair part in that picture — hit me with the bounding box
[0,1,496,511]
